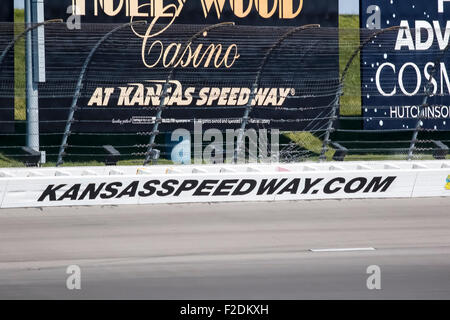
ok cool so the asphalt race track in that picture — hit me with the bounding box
[0,198,449,299]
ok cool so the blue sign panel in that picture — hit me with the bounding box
[360,0,450,131]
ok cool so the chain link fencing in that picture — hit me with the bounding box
[0,22,449,168]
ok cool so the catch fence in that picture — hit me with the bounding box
[0,22,449,167]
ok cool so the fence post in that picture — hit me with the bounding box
[56,21,146,166]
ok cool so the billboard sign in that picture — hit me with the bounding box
[0,0,14,133]
[360,0,450,131]
[39,0,339,133]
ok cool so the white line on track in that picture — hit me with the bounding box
[309,247,376,253]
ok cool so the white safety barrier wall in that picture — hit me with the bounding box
[0,161,449,209]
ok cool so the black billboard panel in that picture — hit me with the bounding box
[40,0,339,133]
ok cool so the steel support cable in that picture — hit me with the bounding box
[319,26,404,161]
[0,19,63,68]
[143,22,235,165]
[233,24,320,164]
[408,41,450,160]
[56,20,147,166]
